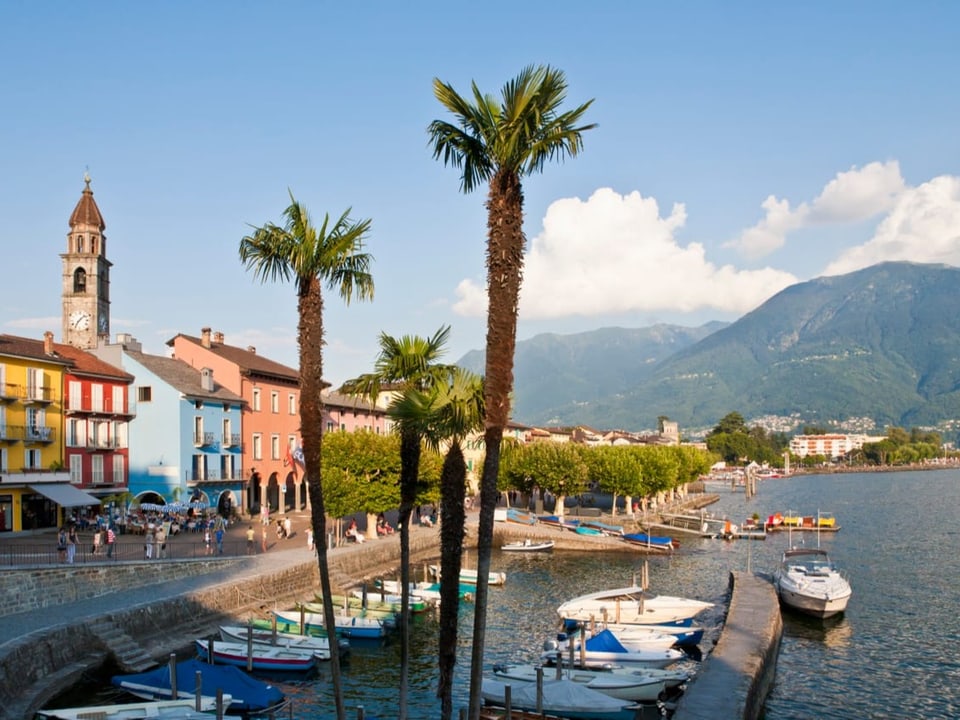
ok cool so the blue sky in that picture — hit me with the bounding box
[3,1,959,387]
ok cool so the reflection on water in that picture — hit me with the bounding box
[52,470,960,719]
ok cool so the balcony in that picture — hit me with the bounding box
[86,436,120,451]
[24,426,56,444]
[24,387,55,405]
[222,433,242,448]
[65,397,137,418]
[193,431,216,447]
[0,383,23,402]
[186,469,245,483]
[0,425,23,443]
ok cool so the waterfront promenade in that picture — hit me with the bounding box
[0,506,781,719]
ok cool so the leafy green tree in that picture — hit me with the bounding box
[711,411,748,436]
[239,194,373,720]
[339,327,454,719]
[580,445,639,516]
[636,446,680,496]
[428,63,595,717]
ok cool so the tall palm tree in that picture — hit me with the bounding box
[239,192,374,720]
[428,64,595,717]
[339,326,453,719]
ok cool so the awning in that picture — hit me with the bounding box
[28,483,101,508]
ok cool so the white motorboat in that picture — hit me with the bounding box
[774,547,852,618]
[556,585,713,625]
[481,677,643,720]
[541,629,685,669]
[429,564,507,585]
[492,663,666,703]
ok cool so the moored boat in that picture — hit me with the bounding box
[273,608,391,639]
[622,532,677,550]
[429,564,507,586]
[501,538,555,552]
[505,507,538,525]
[194,638,319,672]
[773,546,852,618]
[218,624,349,659]
[36,697,229,719]
[481,677,644,720]
[111,658,285,713]
[491,663,666,703]
[540,629,685,669]
[556,585,713,626]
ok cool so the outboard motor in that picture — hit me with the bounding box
[543,639,559,652]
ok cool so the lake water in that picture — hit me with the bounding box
[59,470,960,719]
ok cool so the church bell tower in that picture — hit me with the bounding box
[61,173,111,349]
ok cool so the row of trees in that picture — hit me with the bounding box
[240,64,595,719]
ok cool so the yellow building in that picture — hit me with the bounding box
[0,332,97,532]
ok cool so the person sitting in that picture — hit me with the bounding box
[376,513,394,536]
[345,518,365,543]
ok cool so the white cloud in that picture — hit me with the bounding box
[452,188,797,319]
[3,316,60,331]
[824,175,960,275]
[728,161,906,258]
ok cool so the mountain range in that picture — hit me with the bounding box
[456,262,960,434]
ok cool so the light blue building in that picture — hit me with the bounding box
[94,335,245,515]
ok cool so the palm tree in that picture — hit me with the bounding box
[339,326,453,719]
[428,64,595,717]
[239,192,374,720]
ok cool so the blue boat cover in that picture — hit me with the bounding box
[584,629,629,653]
[623,532,673,545]
[111,658,284,712]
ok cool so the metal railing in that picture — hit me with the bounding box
[24,426,56,443]
[0,537,256,566]
[193,432,216,447]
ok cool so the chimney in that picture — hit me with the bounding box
[200,367,215,392]
[43,331,54,355]
[201,327,212,348]
[247,346,256,354]
[213,331,224,344]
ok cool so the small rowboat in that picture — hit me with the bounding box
[501,539,555,552]
[273,608,391,639]
[540,629,685,669]
[37,697,230,719]
[218,624,349,659]
[194,638,318,672]
[430,565,507,586]
[492,663,666,703]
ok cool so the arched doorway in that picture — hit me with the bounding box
[247,469,263,514]
[266,472,280,512]
[216,491,235,519]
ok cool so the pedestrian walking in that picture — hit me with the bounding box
[204,528,212,555]
[306,527,314,552]
[261,525,268,553]
[246,525,255,555]
[57,527,67,563]
[106,525,116,559]
[283,516,292,539]
[155,526,167,559]
[215,526,224,555]
[144,530,154,560]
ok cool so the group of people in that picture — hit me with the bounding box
[57,523,118,562]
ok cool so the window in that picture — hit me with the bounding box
[27,369,47,402]
[112,386,124,414]
[25,449,42,470]
[0,448,6,473]
[193,417,204,445]
[252,388,261,411]
[69,454,83,483]
[252,433,262,460]
[69,381,82,411]
[91,455,104,484]
[271,434,280,460]
[288,394,296,415]
[74,267,86,292]
[222,454,234,480]
[270,392,279,413]
[326,420,334,432]
[91,384,104,413]
[137,386,152,403]
[112,454,125,484]
[67,419,80,447]
[194,399,203,410]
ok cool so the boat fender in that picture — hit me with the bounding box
[543,639,560,652]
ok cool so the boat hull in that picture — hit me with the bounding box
[557,585,713,625]
[194,638,318,672]
[492,664,665,703]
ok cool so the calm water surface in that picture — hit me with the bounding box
[64,470,960,718]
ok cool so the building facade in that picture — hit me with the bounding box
[0,333,100,531]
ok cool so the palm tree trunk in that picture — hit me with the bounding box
[398,428,421,720]
[468,170,525,718]
[437,442,467,720]
[299,279,346,720]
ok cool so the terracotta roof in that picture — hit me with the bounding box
[168,334,299,383]
[0,334,74,367]
[324,389,379,412]
[69,176,106,230]
[127,351,245,404]
[53,342,133,382]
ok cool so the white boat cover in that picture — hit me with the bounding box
[482,677,633,713]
